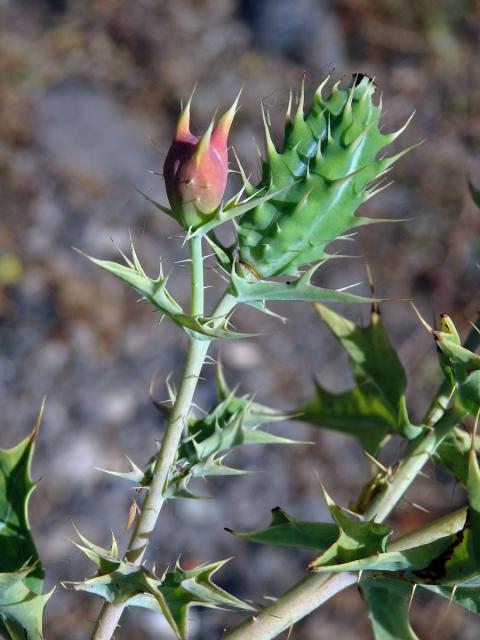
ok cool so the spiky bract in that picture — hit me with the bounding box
[237,75,411,277]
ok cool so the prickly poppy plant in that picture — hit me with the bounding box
[3,74,480,640]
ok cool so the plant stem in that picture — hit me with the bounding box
[190,235,204,317]
[92,238,236,640]
[224,315,480,640]
[222,408,463,640]
[363,405,465,522]
[225,573,358,640]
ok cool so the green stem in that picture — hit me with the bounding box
[222,408,464,640]
[363,405,465,522]
[223,502,469,640]
[224,315,480,640]
[190,236,204,317]
[91,238,236,640]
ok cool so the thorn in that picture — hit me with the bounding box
[314,73,331,104]
[386,111,416,143]
[125,499,139,531]
[409,501,430,514]
[410,303,434,333]
[447,584,458,612]
[176,83,197,139]
[365,264,379,315]
[261,102,277,157]
[470,320,480,336]
[231,147,254,191]
[295,73,306,120]
[31,396,47,439]
[418,469,431,480]
[149,370,170,415]
[336,281,363,293]
[252,135,263,161]
[364,179,394,200]
[190,402,208,415]
[327,113,333,143]
[408,583,416,611]
[364,451,388,473]
[181,232,190,248]
[212,87,243,149]
[195,119,214,162]
[109,236,133,267]
[286,89,293,119]
[447,385,456,404]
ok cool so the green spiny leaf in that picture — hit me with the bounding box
[80,246,250,341]
[226,507,338,551]
[301,381,394,454]
[435,426,480,488]
[0,401,53,639]
[310,444,480,585]
[229,263,372,306]
[102,369,297,499]
[78,247,182,317]
[299,304,421,452]
[70,539,253,640]
[316,304,406,410]
[359,576,419,640]
[237,75,414,277]
[309,488,391,569]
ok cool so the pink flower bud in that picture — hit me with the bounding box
[163,91,240,229]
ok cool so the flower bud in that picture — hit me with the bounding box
[163,92,239,229]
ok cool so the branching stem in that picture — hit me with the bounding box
[91,238,236,640]
[223,316,480,640]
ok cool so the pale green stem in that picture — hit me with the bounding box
[223,503,469,640]
[389,507,466,552]
[190,236,204,317]
[224,316,480,640]
[92,238,236,640]
[222,407,464,640]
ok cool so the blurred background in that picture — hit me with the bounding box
[1,1,479,638]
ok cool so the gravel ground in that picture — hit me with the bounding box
[1,1,480,638]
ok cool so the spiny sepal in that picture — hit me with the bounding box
[300,304,422,454]
[186,187,283,239]
[68,538,254,640]
[0,401,53,640]
[237,74,414,277]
